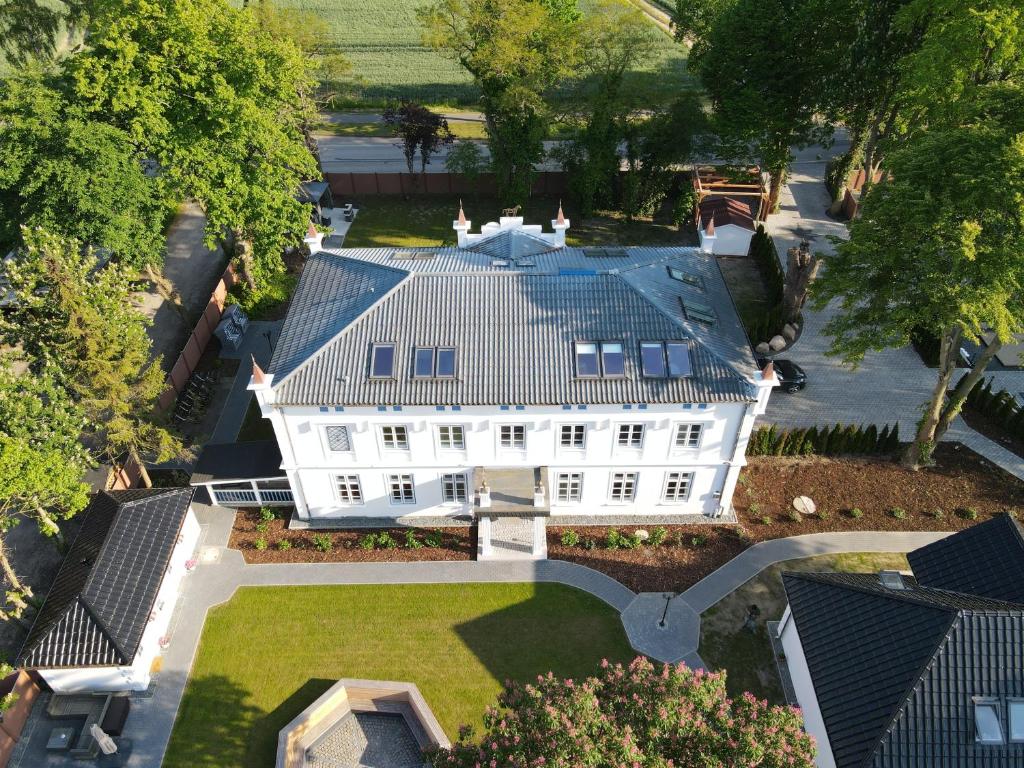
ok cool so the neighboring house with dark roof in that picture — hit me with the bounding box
[697,198,756,256]
[18,489,200,693]
[778,523,1024,768]
[206,210,776,556]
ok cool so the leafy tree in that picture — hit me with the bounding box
[812,85,1024,468]
[382,101,455,179]
[445,140,488,195]
[0,66,166,268]
[0,358,91,621]
[692,0,830,212]
[420,0,580,206]
[672,0,732,50]
[1,230,185,486]
[69,0,319,290]
[555,0,658,216]
[431,656,815,767]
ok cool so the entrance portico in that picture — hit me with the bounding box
[475,467,549,560]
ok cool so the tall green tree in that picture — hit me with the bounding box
[556,0,659,216]
[811,85,1024,469]
[69,0,319,290]
[420,0,580,206]
[0,359,91,621]
[0,66,166,268]
[1,230,185,486]
[691,0,831,212]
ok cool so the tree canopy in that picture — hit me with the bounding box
[431,657,816,767]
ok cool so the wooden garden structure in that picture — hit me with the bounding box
[692,166,770,227]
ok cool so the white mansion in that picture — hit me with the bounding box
[197,208,776,552]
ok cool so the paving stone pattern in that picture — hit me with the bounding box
[307,712,422,768]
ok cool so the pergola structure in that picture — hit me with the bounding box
[692,166,769,226]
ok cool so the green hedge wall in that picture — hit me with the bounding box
[747,423,900,457]
[745,225,787,343]
[967,378,1024,438]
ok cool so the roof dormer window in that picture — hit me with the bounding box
[975,699,1004,744]
[369,343,396,378]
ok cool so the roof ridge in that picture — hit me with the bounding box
[271,264,414,392]
[75,594,130,664]
[859,611,963,768]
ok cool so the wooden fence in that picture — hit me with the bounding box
[326,171,569,197]
[0,671,40,767]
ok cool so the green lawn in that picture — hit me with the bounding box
[164,583,633,768]
[698,552,911,703]
[343,195,694,249]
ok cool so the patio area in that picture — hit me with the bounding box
[8,692,134,768]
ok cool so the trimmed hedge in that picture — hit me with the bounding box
[747,422,900,457]
[967,378,1024,439]
[745,225,787,343]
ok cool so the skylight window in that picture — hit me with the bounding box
[975,700,1004,744]
[640,342,666,377]
[583,246,628,258]
[391,250,436,260]
[601,342,625,376]
[667,266,704,289]
[641,342,692,379]
[1010,700,1024,742]
[413,346,456,378]
[369,343,395,378]
[681,298,716,325]
[491,259,510,267]
[575,342,600,377]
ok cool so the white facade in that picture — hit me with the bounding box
[40,510,201,693]
[778,605,837,768]
[699,223,755,257]
[250,374,775,521]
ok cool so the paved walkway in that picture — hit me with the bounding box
[128,506,964,767]
[209,320,283,443]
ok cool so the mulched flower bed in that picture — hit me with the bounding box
[549,443,1024,593]
[959,405,1024,460]
[231,509,474,563]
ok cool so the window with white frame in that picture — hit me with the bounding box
[556,472,583,502]
[334,474,363,504]
[609,472,637,502]
[617,423,645,448]
[1009,700,1024,742]
[381,425,409,450]
[324,425,352,452]
[499,424,526,449]
[441,472,468,503]
[559,424,586,449]
[975,700,1004,744]
[662,471,693,502]
[387,473,415,504]
[674,423,704,450]
[437,425,465,450]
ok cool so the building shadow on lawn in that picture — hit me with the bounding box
[164,675,263,768]
[451,582,634,693]
[247,678,335,767]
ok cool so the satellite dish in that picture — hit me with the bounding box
[792,496,816,515]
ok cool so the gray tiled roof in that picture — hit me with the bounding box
[783,571,1024,768]
[908,514,1024,605]
[18,488,193,669]
[269,244,758,407]
[191,440,285,484]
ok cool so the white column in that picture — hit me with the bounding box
[531,517,545,557]
[479,516,493,557]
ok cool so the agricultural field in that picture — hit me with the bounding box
[246,0,692,107]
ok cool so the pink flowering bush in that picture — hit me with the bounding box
[429,656,815,767]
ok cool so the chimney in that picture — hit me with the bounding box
[303,222,324,255]
[700,216,717,254]
[551,200,570,247]
[453,200,471,247]
[248,355,272,391]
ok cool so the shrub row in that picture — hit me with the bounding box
[967,378,1024,439]
[559,526,709,550]
[747,422,900,457]
[746,226,788,343]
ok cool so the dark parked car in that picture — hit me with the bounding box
[758,357,807,393]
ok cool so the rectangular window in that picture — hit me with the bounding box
[975,700,1004,744]
[438,425,465,450]
[435,347,456,378]
[387,473,415,504]
[640,342,666,377]
[414,347,434,378]
[324,425,351,452]
[667,266,703,289]
[575,342,600,377]
[662,471,693,503]
[441,472,468,503]
[559,424,586,449]
[381,425,409,450]
[601,342,625,376]
[369,343,395,378]
[499,424,526,449]
[675,423,703,449]
[617,423,645,448]
[556,472,583,502]
[609,472,637,502]
[681,299,716,325]
[1009,700,1024,742]
[666,342,692,377]
[334,474,363,505]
